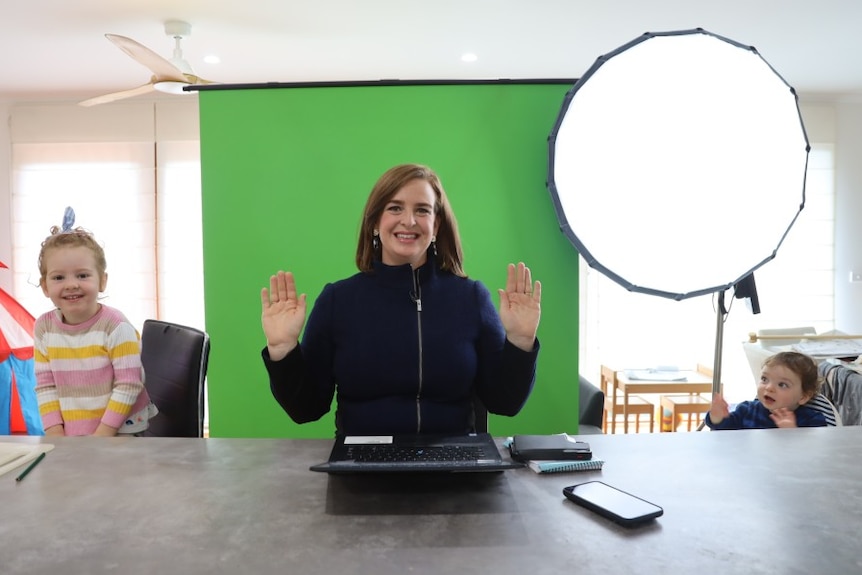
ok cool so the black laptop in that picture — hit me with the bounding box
[310,432,524,473]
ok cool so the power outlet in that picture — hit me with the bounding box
[851,271,862,283]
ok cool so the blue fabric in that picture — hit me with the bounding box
[705,399,827,430]
[263,258,539,436]
[0,357,44,435]
[0,362,9,435]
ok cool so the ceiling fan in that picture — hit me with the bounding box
[79,20,215,107]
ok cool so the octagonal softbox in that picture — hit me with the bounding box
[548,28,809,301]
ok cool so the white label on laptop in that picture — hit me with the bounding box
[344,436,393,444]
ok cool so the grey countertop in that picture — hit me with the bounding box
[2,427,860,575]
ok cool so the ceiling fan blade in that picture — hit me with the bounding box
[105,34,187,82]
[185,75,217,85]
[78,83,157,107]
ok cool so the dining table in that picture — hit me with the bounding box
[603,366,718,433]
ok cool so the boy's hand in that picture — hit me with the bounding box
[769,408,798,428]
[709,393,729,425]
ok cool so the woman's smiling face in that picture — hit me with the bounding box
[375,178,439,268]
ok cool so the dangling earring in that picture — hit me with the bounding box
[373,230,380,250]
[431,236,437,257]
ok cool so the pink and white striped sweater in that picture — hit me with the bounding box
[34,304,150,436]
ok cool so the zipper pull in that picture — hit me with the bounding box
[410,289,422,312]
[411,268,422,312]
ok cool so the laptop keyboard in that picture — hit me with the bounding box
[310,434,524,472]
[345,444,488,463]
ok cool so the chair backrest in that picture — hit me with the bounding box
[140,319,210,437]
[578,375,605,433]
[741,342,774,381]
[806,393,842,427]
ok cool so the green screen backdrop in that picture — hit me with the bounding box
[198,81,580,438]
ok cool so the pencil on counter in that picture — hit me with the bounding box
[16,452,46,482]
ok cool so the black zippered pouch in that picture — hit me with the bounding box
[509,434,592,461]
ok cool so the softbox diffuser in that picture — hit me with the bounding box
[548,28,809,301]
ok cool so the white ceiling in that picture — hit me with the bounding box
[1,1,861,103]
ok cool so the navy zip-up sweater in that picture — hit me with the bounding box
[262,258,539,436]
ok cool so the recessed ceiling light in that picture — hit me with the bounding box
[203,55,221,65]
[461,53,478,63]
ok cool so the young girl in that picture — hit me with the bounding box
[705,351,827,429]
[34,208,156,436]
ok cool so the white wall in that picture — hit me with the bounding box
[0,101,11,293]
[833,100,862,333]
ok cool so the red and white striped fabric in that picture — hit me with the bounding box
[0,288,35,361]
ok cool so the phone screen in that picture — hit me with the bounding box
[563,481,663,525]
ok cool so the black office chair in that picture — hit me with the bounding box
[578,375,605,434]
[140,319,210,437]
[469,392,489,433]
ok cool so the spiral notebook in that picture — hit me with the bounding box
[528,458,605,474]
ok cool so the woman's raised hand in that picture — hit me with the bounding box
[261,271,307,361]
[498,262,542,352]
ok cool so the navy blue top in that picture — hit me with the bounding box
[262,258,539,436]
[704,399,827,430]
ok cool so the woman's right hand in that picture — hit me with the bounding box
[261,270,307,361]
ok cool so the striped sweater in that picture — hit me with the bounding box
[34,304,150,436]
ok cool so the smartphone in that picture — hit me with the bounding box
[563,481,663,527]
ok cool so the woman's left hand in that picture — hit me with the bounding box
[498,262,541,352]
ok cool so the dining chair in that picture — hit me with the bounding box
[660,393,711,431]
[599,365,655,434]
[659,364,716,432]
[140,319,210,437]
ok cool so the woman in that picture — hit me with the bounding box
[261,163,541,435]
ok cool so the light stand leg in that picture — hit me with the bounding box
[698,290,728,431]
[712,290,726,395]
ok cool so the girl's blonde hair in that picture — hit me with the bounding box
[38,226,107,283]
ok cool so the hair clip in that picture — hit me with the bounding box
[61,207,76,232]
